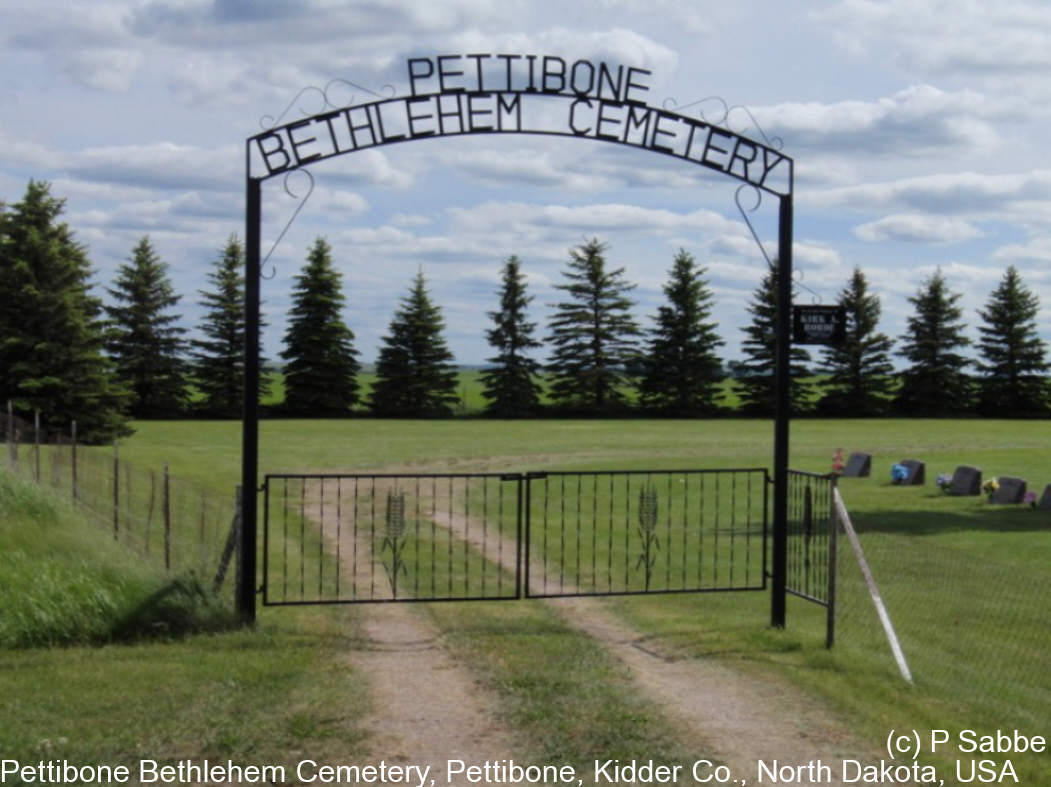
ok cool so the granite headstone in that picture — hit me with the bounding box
[843,452,871,478]
[949,465,982,496]
[899,459,925,485]
[991,476,1026,504]
[1039,484,1051,510]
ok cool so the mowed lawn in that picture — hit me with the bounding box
[86,417,1051,781]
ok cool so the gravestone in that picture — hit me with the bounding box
[843,452,871,478]
[899,459,925,485]
[1039,484,1051,510]
[991,476,1026,504]
[949,465,982,496]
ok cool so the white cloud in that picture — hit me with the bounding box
[993,237,1051,263]
[447,201,740,239]
[71,142,241,192]
[756,85,1004,157]
[807,170,1051,215]
[818,0,1051,78]
[62,48,143,92]
[854,214,985,243]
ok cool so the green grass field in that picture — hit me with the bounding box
[6,417,1050,782]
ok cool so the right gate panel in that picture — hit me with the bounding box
[524,469,769,598]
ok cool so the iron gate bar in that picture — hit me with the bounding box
[785,469,835,606]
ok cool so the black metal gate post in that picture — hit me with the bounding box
[239,174,262,623]
[771,193,793,628]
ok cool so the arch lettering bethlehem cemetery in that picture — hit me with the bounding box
[239,53,828,641]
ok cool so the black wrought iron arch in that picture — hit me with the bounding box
[239,64,796,629]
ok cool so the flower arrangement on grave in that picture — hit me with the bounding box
[891,463,909,484]
[936,473,953,493]
[832,448,844,476]
[982,477,999,500]
[1024,491,1037,509]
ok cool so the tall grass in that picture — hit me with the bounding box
[0,467,235,647]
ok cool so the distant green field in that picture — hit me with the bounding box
[260,369,757,413]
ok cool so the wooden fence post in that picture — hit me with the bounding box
[34,410,40,483]
[163,463,171,571]
[113,440,119,541]
[6,400,14,468]
[145,469,156,557]
[71,420,78,503]
[213,486,242,594]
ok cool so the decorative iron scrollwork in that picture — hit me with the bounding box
[382,490,409,598]
[261,168,315,279]
[636,483,660,591]
[663,95,783,152]
[259,78,396,130]
[735,184,774,267]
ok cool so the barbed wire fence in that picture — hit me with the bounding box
[2,403,241,603]
[832,491,1048,730]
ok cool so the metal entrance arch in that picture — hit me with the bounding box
[239,54,796,626]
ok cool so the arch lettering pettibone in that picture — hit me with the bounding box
[239,54,798,631]
[247,54,791,197]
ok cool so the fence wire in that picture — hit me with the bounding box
[833,527,1049,730]
[2,410,237,594]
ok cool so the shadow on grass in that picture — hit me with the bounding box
[850,504,1049,536]
[109,574,240,642]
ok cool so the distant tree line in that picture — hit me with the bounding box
[2,180,1050,441]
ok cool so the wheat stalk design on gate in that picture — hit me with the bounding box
[636,483,660,591]
[381,490,408,597]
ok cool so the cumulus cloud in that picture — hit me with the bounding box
[61,48,143,92]
[993,237,1051,263]
[438,148,616,192]
[817,0,1051,78]
[854,214,985,243]
[755,85,1004,157]
[807,170,1051,215]
[70,142,242,192]
[447,201,739,239]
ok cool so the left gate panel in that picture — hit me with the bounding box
[261,474,522,605]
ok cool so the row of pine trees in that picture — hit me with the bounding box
[3,180,1050,442]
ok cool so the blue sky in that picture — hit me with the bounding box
[4,0,1051,366]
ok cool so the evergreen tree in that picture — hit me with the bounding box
[280,237,360,416]
[0,180,130,441]
[191,236,269,417]
[479,255,543,417]
[105,236,189,418]
[895,269,972,416]
[735,260,812,416]
[638,249,724,415]
[816,267,895,416]
[975,266,1050,417]
[369,270,459,417]
[546,238,641,413]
